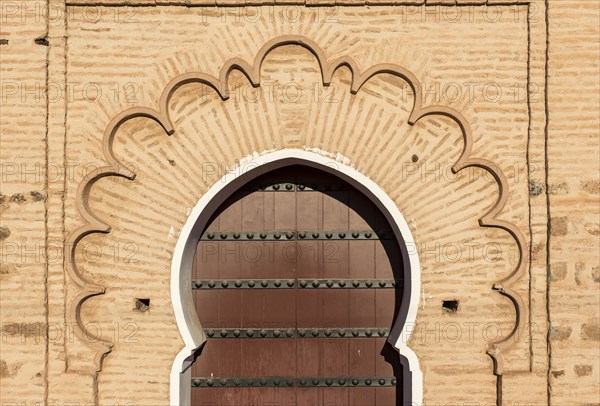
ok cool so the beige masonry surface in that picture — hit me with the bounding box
[0,1,598,405]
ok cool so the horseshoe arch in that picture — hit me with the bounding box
[169,149,424,405]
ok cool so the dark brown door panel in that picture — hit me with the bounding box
[192,166,403,405]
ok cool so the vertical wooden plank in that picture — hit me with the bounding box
[296,187,323,280]
[195,205,221,374]
[375,288,397,330]
[240,191,265,331]
[376,388,399,406]
[296,336,322,405]
[348,190,376,329]
[374,338,396,376]
[374,208,403,285]
[347,190,377,405]
[208,200,243,405]
[193,388,246,406]
[239,190,269,403]
[240,191,264,280]
[322,338,349,405]
[348,190,375,228]
[322,190,349,406]
[193,202,221,406]
[296,182,322,405]
[196,240,220,280]
[195,235,221,332]
[190,388,220,406]
[372,197,403,406]
[262,189,297,403]
[241,338,296,376]
[191,339,220,378]
[375,339,401,405]
[375,223,402,331]
[194,290,219,330]
[296,189,323,328]
[217,340,242,378]
[296,388,320,406]
[348,338,376,405]
[322,191,350,327]
[217,199,242,332]
[322,191,349,278]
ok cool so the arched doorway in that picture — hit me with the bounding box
[191,165,403,405]
[169,150,422,406]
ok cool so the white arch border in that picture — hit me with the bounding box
[169,149,423,405]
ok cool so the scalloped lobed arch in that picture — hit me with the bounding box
[65,34,528,403]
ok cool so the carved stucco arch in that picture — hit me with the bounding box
[65,35,527,403]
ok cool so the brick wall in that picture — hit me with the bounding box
[547,1,600,404]
[0,0,598,405]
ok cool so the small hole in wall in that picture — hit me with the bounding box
[135,298,150,312]
[34,36,49,46]
[442,300,459,313]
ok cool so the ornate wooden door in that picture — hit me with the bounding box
[191,165,403,405]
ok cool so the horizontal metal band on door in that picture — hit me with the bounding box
[200,230,394,241]
[204,327,390,339]
[192,377,398,388]
[193,279,403,289]
[239,183,355,193]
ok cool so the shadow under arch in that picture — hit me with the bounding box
[170,149,422,405]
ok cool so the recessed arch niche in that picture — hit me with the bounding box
[169,149,423,405]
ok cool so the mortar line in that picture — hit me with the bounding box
[497,374,503,406]
[43,0,51,402]
[526,0,534,374]
[62,1,532,7]
[94,372,100,405]
[62,5,71,374]
[544,0,551,404]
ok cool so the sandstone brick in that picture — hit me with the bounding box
[593,267,600,283]
[550,326,572,341]
[0,227,10,240]
[336,0,365,5]
[528,179,544,197]
[581,320,600,341]
[426,0,454,5]
[551,216,569,236]
[455,0,484,5]
[215,0,245,5]
[185,0,217,5]
[574,365,593,377]
[548,182,569,195]
[550,262,568,281]
[305,0,335,5]
[363,0,395,5]
[581,180,600,195]
[584,223,600,236]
